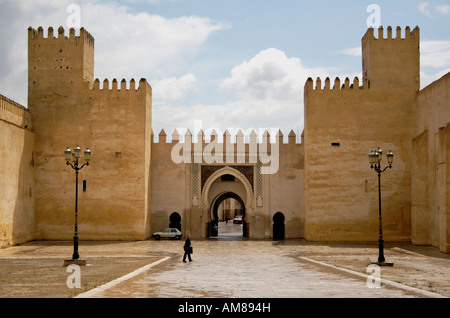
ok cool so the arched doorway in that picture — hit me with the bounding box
[273,212,285,241]
[201,166,255,239]
[210,192,246,238]
[169,212,182,231]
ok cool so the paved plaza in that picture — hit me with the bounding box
[0,223,449,299]
[79,241,421,298]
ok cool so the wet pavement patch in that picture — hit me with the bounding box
[0,257,162,298]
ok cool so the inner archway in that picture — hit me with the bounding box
[201,166,254,239]
[210,192,247,239]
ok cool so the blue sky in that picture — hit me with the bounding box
[1,0,449,140]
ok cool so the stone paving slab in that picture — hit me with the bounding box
[1,238,449,298]
[76,240,445,298]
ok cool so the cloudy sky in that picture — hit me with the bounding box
[1,0,449,141]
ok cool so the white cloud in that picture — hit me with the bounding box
[80,3,229,79]
[221,48,334,101]
[221,48,304,101]
[4,0,447,141]
[0,0,228,105]
[216,48,318,136]
[436,4,450,15]
[421,39,450,88]
[151,48,313,140]
[152,73,197,101]
[418,2,432,17]
[152,98,304,143]
[421,67,450,88]
[421,40,450,69]
[151,48,344,141]
[418,2,450,17]
[339,47,362,57]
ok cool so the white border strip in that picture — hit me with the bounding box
[299,256,447,298]
[76,256,171,298]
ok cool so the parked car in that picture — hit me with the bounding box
[153,228,182,240]
[233,215,243,224]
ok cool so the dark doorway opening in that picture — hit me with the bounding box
[209,192,247,239]
[273,212,285,241]
[170,212,182,232]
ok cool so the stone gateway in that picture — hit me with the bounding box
[0,25,449,253]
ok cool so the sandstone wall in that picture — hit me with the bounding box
[267,133,304,239]
[150,130,304,239]
[150,130,188,235]
[414,73,450,252]
[28,27,152,241]
[2,24,446,251]
[304,27,419,242]
[0,95,35,248]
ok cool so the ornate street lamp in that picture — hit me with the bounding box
[64,146,91,266]
[369,147,394,266]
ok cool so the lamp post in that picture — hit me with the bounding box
[64,145,91,266]
[369,147,394,266]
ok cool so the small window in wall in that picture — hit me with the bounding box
[221,174,235,182]
[83,180,87,192]
[115,152,122,159]
[331,142,341,147]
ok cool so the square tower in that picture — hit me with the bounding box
[28,26,94,95]
[27,26,153,241]
[304,27,420,242]
[362,26,420,92]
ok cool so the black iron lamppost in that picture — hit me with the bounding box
[369,147,394,266]
[64,145,91,266]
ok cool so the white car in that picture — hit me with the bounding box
[153,228,182,240]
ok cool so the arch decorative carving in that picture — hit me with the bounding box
[201,166,254,209]
[201,165,253,191]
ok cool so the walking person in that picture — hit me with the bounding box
[183,234,193,263]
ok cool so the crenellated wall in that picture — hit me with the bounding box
[362,26,420,91]
[28,25,95,43]
[28,26,95,89]
[88,78,149,91]
[306,76,369,91]
[1,25,448,250]
[28,26,152,241]
[150,128,304,239]
[304,26,419,242]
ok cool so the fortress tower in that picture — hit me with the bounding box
[28,26,94,93]
[304,26,420,242]
[362,26,420,91]
[28,27,153,241]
